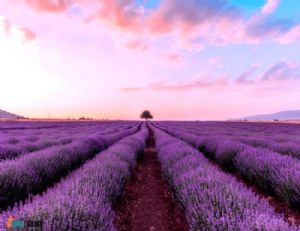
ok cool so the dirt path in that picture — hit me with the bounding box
[114,127,188,231]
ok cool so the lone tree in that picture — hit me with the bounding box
[140,110,153,121]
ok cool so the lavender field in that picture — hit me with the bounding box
[0,120,300,230]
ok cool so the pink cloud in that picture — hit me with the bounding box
[0,17,10,33]
[261,0,280,15]
[25,0,71,13]
[236,64,259,84]
[161,52,181,63]
[279,25,300,44]
[147,0,241,35]
[19,27,37,43]
[121,76,228,92]
[261,60,300,81]
[23,0,142,26]
[124,39,149,51]
[173,38,205,52]
[241,13,292,43]
[208,56,223,66]
[0,16,36,43]
[92,0,144,31]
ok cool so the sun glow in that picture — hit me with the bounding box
[0,29,60,111]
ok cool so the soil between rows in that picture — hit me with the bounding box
[114,127,188,231]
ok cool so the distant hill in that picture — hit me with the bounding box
[240,110,300,121]
[0,109,23,119]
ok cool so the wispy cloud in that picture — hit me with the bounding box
[235,60,300,85]
[279,25,300,44]
[122,59,300,93]
[124,39,149,51]
[261,59,300,81]
[0,16,10,33]
[0,16,36,43]
[234,60,300,96]
[160,52,181,63]
[121,77,228,92]
[236,64,259,84]
[25,0,71,13]
[88,0,144,31]
[261,0,280,15]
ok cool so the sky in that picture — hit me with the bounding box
[0,0,300,120]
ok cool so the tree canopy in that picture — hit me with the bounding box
[140,110,153,120]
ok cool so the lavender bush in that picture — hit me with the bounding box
[214,140,247,171]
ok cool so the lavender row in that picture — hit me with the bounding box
[190,130,300,164]
[0,124,140,210]
[0,123,136,161]
[156,123,300,209]
[0,124,148,231]
[0,137,73,161]
[238,138,300,160]
[152,126,296,231]
[0,121,134,139]
[235,147,300,208]
[0,120,134,130]
[0,122,135,144]
[185,129,300,161]
[161,121,300,146]
[169,121,300,159]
